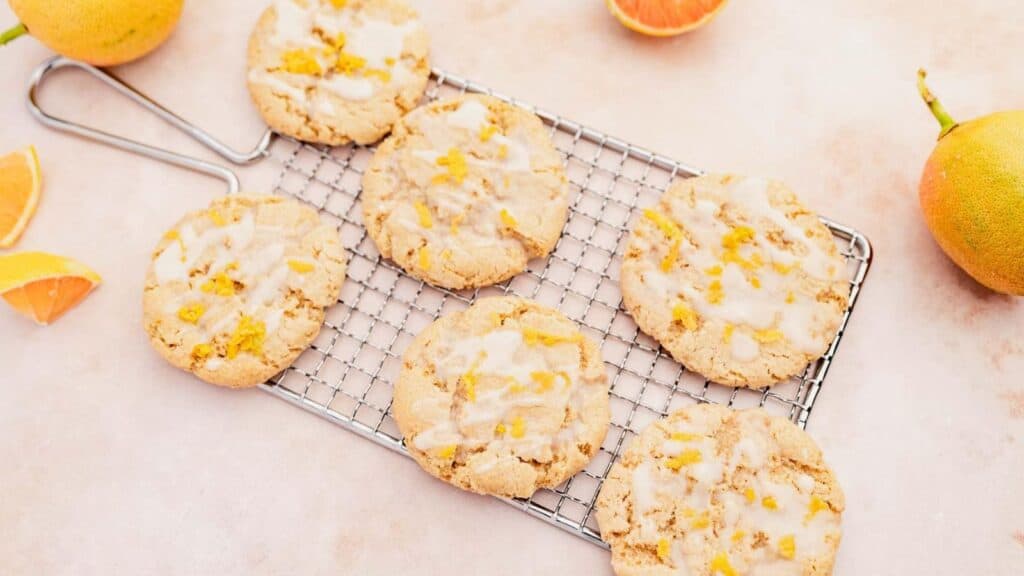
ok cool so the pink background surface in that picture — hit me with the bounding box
[2,0,1023,574]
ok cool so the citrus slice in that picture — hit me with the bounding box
[606,0,729,37]
[0,145,42,248]
[0,252,101,325]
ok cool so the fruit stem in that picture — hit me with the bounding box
[0,23,28,46]
[917,69,958,138]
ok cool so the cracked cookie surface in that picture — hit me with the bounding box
[596,404,844,576]
[362,94,569,289]
[247,0,430,145]
[620,174,849,388]
[143,195,347,388]
[392,296,610,498]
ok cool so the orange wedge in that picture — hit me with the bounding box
[0,145,42,248]
[0,252,101,325]
[606,0,729,37]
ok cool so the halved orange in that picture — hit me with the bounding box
[0,252,101,325]
[606,0,730,37]
[0,145,42,248]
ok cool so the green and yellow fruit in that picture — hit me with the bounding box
[2,0,184,66]
[917,69,1024,295]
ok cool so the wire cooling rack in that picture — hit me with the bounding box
[27,58,871,549]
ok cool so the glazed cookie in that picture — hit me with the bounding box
[247,0,430,145]
[392,296,609,498]
[596,404,845,576]
[143,195,347,388]
[620,174,849,388]
[362,94,569,289]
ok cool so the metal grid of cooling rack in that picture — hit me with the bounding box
[256,70,873,548]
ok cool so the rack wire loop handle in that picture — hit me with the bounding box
[26,56,275,194]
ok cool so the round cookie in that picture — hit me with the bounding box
[362,94,569,290]
[392,296,610,498]
[620,174,849,388]
[596,404,845,576]
[247,0,430,145]
[143,195,347,388]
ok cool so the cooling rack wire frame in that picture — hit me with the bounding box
[26,57,872,549]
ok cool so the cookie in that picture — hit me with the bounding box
[620,174,849,388]
[362,94,569,290]
[247,0,430,145]
[596,404,844,576]
[392,296,610,498]
[143,195,347,388]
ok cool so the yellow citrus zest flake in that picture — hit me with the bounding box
[432,148,469,185]
[509,416,526,439]
[438,444,457,459]
[710,551,737,576]
[479,124,499,142]
[417,246,431,270]
[335,52,366,75]
[201,272,236,296]
[772,261,796,275]
[670,432,699,442]
[177,303,205,324]
[643,208,682,239]
[660,237,681,271]
[226,315,266,359]
[190,343,212,362]
[164,229,179,240]
[507,380,528,394]
[705,265,723,276]
[690,510,710,530]
[749,275,762,289]
[721,226,755,250]
[531,371,557,393]
[753,329,784,344]
[440,248,453,261]
[731,530,746,543]
[806,495,828,521]
[706,280,724,304]
[723,324,734,344]
[721,248,765,271]
[384,56,396,66]
[671,301,698,330]
[363,68,391,83]
[744,487,756,503]
[778,534,796,559]
[557,371,572,388]
[413,200,433,228]
[494,422,506,435]
[664,448,702,471]
[762,495,779,510]
[461,369,478,402]
[499,208,518,229]
[288,260,315,273]
[330,0,347,8]
[521,328,583,347]
[656,538,670,561]
[208,209,227,227]
[681,507,696,518]
[329,31,347,49]
[281,48,323,75]
[497,144,508,159]
[450,212,465,235]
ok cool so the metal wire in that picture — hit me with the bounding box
[25,57,871,548]
[257,70,873,548]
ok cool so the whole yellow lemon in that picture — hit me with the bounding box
[917,70,1024,295]
[6,0,184,66]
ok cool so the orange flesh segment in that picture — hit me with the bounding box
[610,0,728,34]
[2,276,96,325]
[0,147,41,247]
